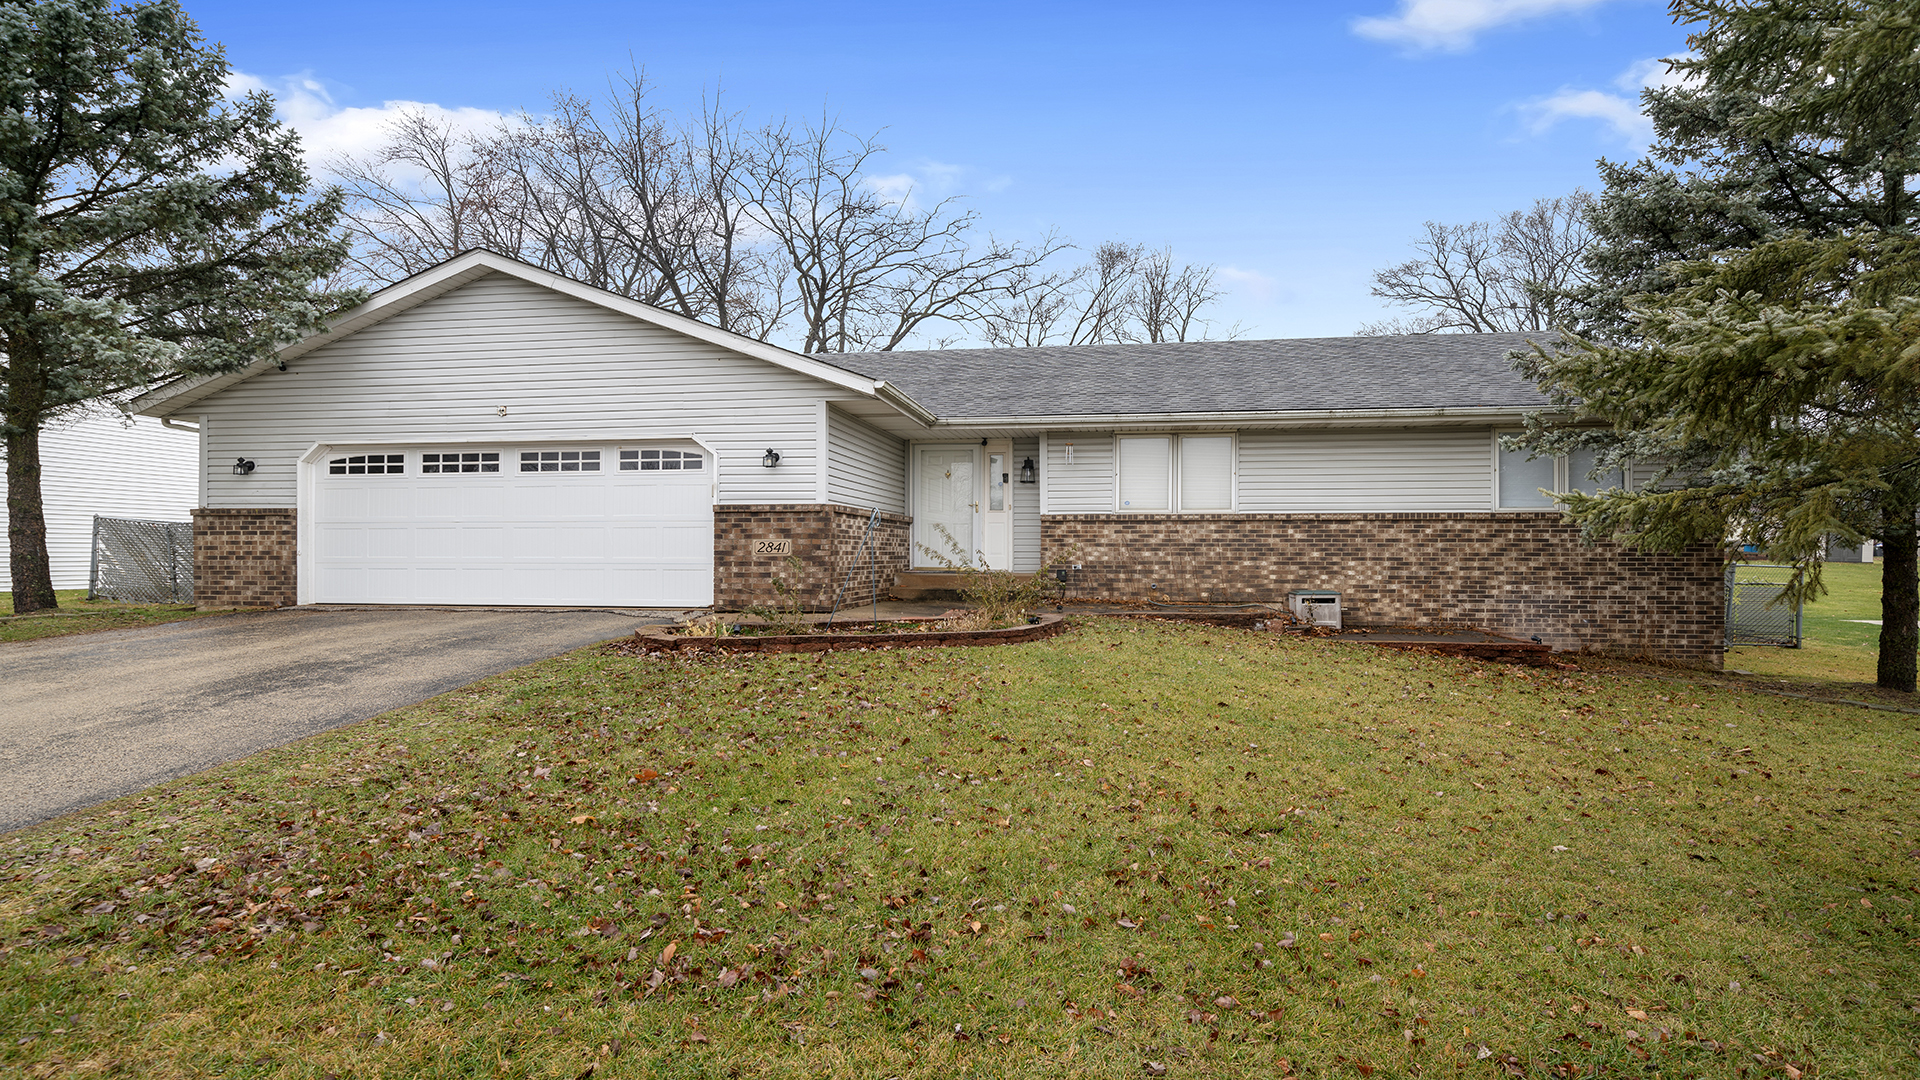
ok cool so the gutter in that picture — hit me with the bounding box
[912,404,1560,429]
[872,380,939,427]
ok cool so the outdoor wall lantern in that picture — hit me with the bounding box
[1019,457,1037,484]
[761,449,781,468]
[232,457,256,476]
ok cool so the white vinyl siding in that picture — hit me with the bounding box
[1179,436,1235,511]
[1012,437,1041,572]
[1044,432,1115,513]
[826,407,907,513]
[1236,427,1495,512]
[0,413,198,590]
[194,272,830,509]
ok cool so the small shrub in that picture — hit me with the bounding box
[918,525,1074,626]
[745,554,814,634]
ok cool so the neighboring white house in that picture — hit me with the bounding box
[0,410,200,592]
[129,249,1727,665]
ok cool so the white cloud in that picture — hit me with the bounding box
[1518,53,1689,147]
[227,69,508,174]
[1353,0,1618,52]
[864,160,993,210]
[1217,265,1278,304]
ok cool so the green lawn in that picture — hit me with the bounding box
[1726,560,1888,687]
[2,619,1914,1078]
[0,588,222,643]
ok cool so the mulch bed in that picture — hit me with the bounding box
[612,612,1070,655]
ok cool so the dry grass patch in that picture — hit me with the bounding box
[1,619,1916,1079]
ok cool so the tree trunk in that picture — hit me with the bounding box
[1879,511,1918,693]
[4,419,58,614]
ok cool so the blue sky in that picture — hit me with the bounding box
[198,0,1689,340]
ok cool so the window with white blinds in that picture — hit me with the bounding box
[1565,447,1623,495]
[1117,436,1171,511]
[1497,445,1557,507]
[1179,436,1234,511]
[1496,434,1629,507]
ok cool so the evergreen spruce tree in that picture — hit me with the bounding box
[1,0,359,613]
[1524,0,1920,691]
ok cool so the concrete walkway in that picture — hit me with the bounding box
[0,607,660,834]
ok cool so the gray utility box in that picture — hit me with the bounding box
[1287,589,1342,630]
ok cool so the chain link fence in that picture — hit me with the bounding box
[89,516,194,604]
[1725,563,1802,648]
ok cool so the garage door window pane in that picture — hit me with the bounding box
[521,450,601,473]
[328,454,404,475]
[422,451,499,474]
[1118,437,1170,511]
[622,449,704,471]
[1179,436,1233,511]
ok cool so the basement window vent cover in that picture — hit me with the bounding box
[422,451,500,474]
[621,449,704,471]
[327,454,405,475]
[521,450,601,473]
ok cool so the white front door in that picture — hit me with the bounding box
[982,441,1012,570]
[913,445,979,567]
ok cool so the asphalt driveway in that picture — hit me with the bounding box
[0,607,658,834]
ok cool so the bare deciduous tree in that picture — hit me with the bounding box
[979,242,1227,347]
[327,76,1226,352]
[742,119,1068,352]
[1359,190,1593,335]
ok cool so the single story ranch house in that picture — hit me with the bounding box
[131,250,1725,666]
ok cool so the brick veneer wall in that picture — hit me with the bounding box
[1044,512,1726,667]
[714,504,911,610]
[192,508,297,609]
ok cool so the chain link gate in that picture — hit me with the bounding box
[1725,563,1802,648]
[88,516,194,604]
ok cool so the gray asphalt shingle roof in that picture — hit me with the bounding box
[836,332,1552,419]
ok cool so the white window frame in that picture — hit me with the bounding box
[1113,432,1238,513]
[1177,434,1237,512]
[1492,431,1628,509]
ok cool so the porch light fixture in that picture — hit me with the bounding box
[761,449,781,468]
[232,457,256,476]
[1019,457,1037,484]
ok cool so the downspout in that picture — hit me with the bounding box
[160,417,200,433]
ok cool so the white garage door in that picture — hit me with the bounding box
[310,443,713,606]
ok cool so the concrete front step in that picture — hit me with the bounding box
[892,570,1037,602]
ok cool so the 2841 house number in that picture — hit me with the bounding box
[754,539,794,556]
